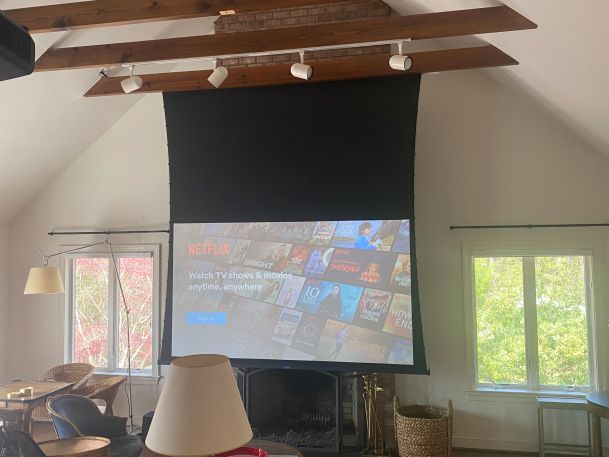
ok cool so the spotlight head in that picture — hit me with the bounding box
[389,55,413,72]
[208,66,228,88]
[291,62,313,81]
[121,75,143,93]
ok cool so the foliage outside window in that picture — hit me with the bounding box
[67,248,158,375]
[472,253,592,390]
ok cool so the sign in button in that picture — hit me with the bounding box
[186,312,228,325]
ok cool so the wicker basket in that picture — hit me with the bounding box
[394,396,453,457]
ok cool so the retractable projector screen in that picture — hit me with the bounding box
[160,75,428,374]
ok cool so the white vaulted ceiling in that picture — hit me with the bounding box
[0,0,608,222]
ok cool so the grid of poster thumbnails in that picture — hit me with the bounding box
[172,220,413,366]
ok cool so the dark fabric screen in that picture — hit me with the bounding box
[161,75,428,374]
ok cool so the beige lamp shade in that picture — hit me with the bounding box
[146,354,252,457]
[24,267,65,294]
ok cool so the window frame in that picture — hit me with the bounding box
[463,242,600,396]
[62,244,161,378]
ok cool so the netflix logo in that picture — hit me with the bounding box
[188,243,230,256]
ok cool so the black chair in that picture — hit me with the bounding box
[0,428,47,457]
[47,395,142,457]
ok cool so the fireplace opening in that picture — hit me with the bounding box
[238,369,364,453]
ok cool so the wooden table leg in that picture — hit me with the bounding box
[21,402,34,435]
[592,414,603,457]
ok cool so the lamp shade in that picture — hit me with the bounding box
[24,267,65,294]
[145,354,252,457]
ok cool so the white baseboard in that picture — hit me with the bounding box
[453,435,609,455]
[453,436,539,453]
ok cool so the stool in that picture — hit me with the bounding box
[538,397,592,457]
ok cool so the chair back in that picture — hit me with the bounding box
[47,395,105,438]
[73,376,126,416]
[38,363,95,390]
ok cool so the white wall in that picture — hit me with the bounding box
[7,93,170,418]
[401,69,609,451]
[6,70,609,450]
[0,225,8,380]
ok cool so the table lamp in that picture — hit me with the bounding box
[145,354,253,457]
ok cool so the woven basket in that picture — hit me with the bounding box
[394,396,453,457]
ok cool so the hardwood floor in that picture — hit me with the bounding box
[30,422,578,457]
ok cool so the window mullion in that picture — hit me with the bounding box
[522,257,539,389]
[108,258,117,372]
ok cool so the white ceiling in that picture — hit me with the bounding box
[0,0,607,222]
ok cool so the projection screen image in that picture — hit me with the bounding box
[172,220,413,366]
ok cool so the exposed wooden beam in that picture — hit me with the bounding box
[37,6,536,72]
[4,0,360,34]
[84,45,517,97]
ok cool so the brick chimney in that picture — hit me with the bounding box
[214,1,391,68]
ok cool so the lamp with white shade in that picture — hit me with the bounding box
[146,354,253,457]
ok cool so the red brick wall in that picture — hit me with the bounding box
[215,1,391,68]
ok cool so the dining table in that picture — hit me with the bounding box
[0,380,74,434]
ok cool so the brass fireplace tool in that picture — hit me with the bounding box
[362,373,388,457]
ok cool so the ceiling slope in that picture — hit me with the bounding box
[385,0,609,155]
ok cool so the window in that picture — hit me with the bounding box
[466,249,595,392]
[64,245,160,376]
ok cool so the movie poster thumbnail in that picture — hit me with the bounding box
[296,279,362,322]
[282,347,316,361]
[283,245,313,275]
[352,288,392,331]
[387,337,414,365]
[389,254,411,293]
[212,264,243,289]
[303,247,334,278]
[310,221,338,246]
[250,272,284,305]
[331,220,383,251]
[218,294,239,313]
[275,275,306,309]
[232,222,271,240]
[324,248,396,289]
[291,313,326,354]
[222,328,271,360]
[316,320,393,363]
[383,293,413,338]
[270,308,303,346]
[391,220,411,253]
[227,239,251,265]
[242,241,292,272]
[263,341,286,360]
[266,222,316,244]
[229,297,281,339]
[330,220,400,252]
[203,223,239,237]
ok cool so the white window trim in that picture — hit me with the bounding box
[61,243,162,379]
[462,240,605,398]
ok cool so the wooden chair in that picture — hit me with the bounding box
[73,376,126,416]
[33,363,95,421]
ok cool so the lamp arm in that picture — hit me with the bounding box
[40,240,109,266]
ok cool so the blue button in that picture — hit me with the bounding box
[186,312,227,325]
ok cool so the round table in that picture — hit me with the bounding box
[38,437,111,457]
[586,391,609,457]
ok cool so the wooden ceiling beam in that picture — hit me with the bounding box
[4,0,361,34]
[36,6,536,72]
[84,45,517,97]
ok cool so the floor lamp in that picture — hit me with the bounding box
[24,239,135,430]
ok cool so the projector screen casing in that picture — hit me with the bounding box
[162,76,428,374]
